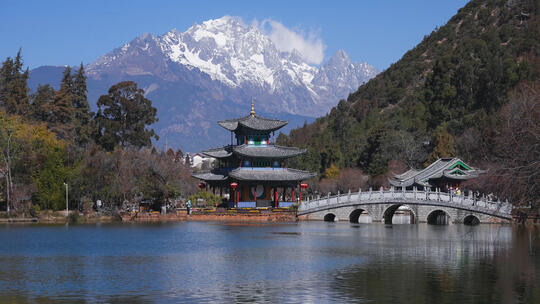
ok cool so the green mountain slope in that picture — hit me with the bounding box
[278,0,539,204]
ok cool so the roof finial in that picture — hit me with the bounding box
[250,98,255,116]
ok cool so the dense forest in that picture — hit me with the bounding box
[278,0,539,208]
[0,52,197,217]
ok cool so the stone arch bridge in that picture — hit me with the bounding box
[297,188,513,224]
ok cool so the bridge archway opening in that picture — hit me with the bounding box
[349,209,371,224]
[463,215,480,226]
[324,213,336,222]
[427,210,450,225]
[383,204,415,224]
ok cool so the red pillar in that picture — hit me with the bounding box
[274,188,278,208]
[292,186,295,202]
[254,186,257,204]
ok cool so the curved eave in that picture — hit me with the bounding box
[233,145,306,159]
[191,171,228,182]
[389,178,415,187]
[201,146,233,159]
[393,169,421,180]
[201,152,232,159]
[389,178,430,187]
[442,172,480,180]
[217,121,239,131]
[217,115,288,132]
[237,121,288,132]
[229,168,316,182]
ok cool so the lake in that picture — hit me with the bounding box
[1,222,539,303]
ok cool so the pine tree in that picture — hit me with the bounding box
[0,50,30,116]
[72,63,93,146]
[48,67,75,140]
[30,84,55,122]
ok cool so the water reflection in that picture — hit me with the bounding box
[0,222,538,303]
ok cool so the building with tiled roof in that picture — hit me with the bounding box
[389,158,485,190]
[192,101,316,208]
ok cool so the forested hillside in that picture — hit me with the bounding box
[278,0,539,207]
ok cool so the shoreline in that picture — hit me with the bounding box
[120,209,298,223]
[1,210,536,225]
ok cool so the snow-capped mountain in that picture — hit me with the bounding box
[33,16,378,151]
[87,16,377,117]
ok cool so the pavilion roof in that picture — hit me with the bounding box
[233,144,306,159]
[389,158,485,187]
[191,169,229,181]
[218,114,288,132]
[201,145,234,159]
[228,168,316,182]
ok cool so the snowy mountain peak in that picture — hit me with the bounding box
[87,15,378,116]
[327,49,350,65]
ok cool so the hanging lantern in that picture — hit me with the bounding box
[230,182,238,190]
[198,182,206,189]
[300,183,308,189]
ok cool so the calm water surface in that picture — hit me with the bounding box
[1,221,539,303]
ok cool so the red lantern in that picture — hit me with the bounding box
[198,182,206,189]
[299,183,308,203]
[230,182,239,207]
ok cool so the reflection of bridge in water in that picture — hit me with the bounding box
[298,187,513,224]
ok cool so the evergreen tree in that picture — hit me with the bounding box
[30,84,55,122]
[72,63,93,146]
[94,81,158,151]
[0,50,30,116]
[48,67,75,140]
[425,129,456,166]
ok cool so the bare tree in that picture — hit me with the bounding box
[467,81,540,209]
[336,168,369,193]
[493,81,540,207]
[0,117,17,216]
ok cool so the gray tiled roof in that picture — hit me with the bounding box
[191,170,229,181]
[233,144,306,159]
[229,168,316,182]
[201,145,233,159]
[389,158,484,187]
[218,115,288,132]
[393,169,421,180]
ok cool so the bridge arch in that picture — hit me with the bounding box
[427,210,451,225]
[383,204,416,224]
[349,209,370,223]
[463,214,480,226]
[324,213,337,222]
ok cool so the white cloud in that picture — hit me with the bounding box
[254,19,325,65]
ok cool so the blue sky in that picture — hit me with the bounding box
[0,0,468,71]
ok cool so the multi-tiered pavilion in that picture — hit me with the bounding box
[193,102,316,208]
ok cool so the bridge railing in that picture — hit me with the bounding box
[299,187,513,216]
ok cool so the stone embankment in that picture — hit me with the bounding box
[120,209,297,223]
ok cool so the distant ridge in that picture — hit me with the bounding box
[29,16,377,152]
